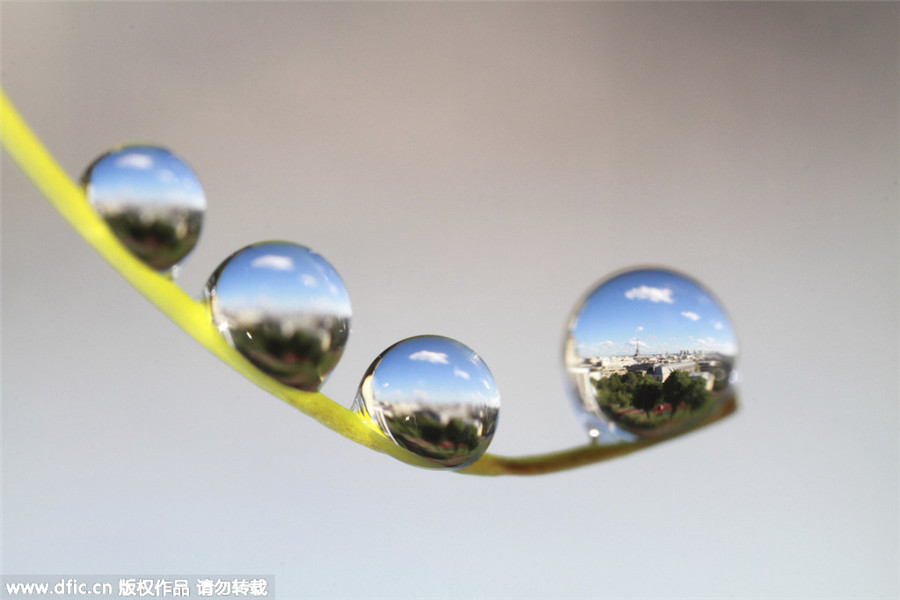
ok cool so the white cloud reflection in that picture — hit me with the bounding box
[251,254,294,271]
[453,367,470,380]
[409,350,449,364]
[114,153,154,170]
[624,285,674,303]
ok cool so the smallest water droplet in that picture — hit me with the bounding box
[203,241,352,392]
[82,145,206,274]
[353,335,501,469]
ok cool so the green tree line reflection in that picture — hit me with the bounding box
[382,408,497,468]
[595,370,713,432]
[104,209,201,271]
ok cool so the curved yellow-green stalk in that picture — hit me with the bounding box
[0,89,735,476]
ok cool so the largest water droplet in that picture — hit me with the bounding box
[565,268,739,442]
[204,241,352,392]
[353,335,501,469]
[82,145,206,272]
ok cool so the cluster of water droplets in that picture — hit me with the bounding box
[82,144,738,469]
[80,143,504,469]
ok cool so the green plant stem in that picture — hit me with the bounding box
[1,89,736,476]
[458,395,737,475]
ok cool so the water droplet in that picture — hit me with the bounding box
[564,267,739,442]
[204,241,352,392]
[82,145,206,273]
[353,335,501,469]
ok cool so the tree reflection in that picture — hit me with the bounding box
[102,208,202,271]
[379,406,498,468]
[231,317,349,392]
[594,369,717,433]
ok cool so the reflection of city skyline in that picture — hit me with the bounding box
[578,342,737,358]
[368,400,498,425]
[93,201,205,215]
[220,309,350,331]
[573,328,738,358]
[215,312,348,350]
[569,347,735,371]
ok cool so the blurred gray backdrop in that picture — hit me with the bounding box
[2,3,897,598]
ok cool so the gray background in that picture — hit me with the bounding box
[2,3,897,598]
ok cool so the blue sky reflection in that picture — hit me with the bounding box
[85,146,205,211]
[212,242,352,320]
[571,268,738,358]
[371,336,500,409]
